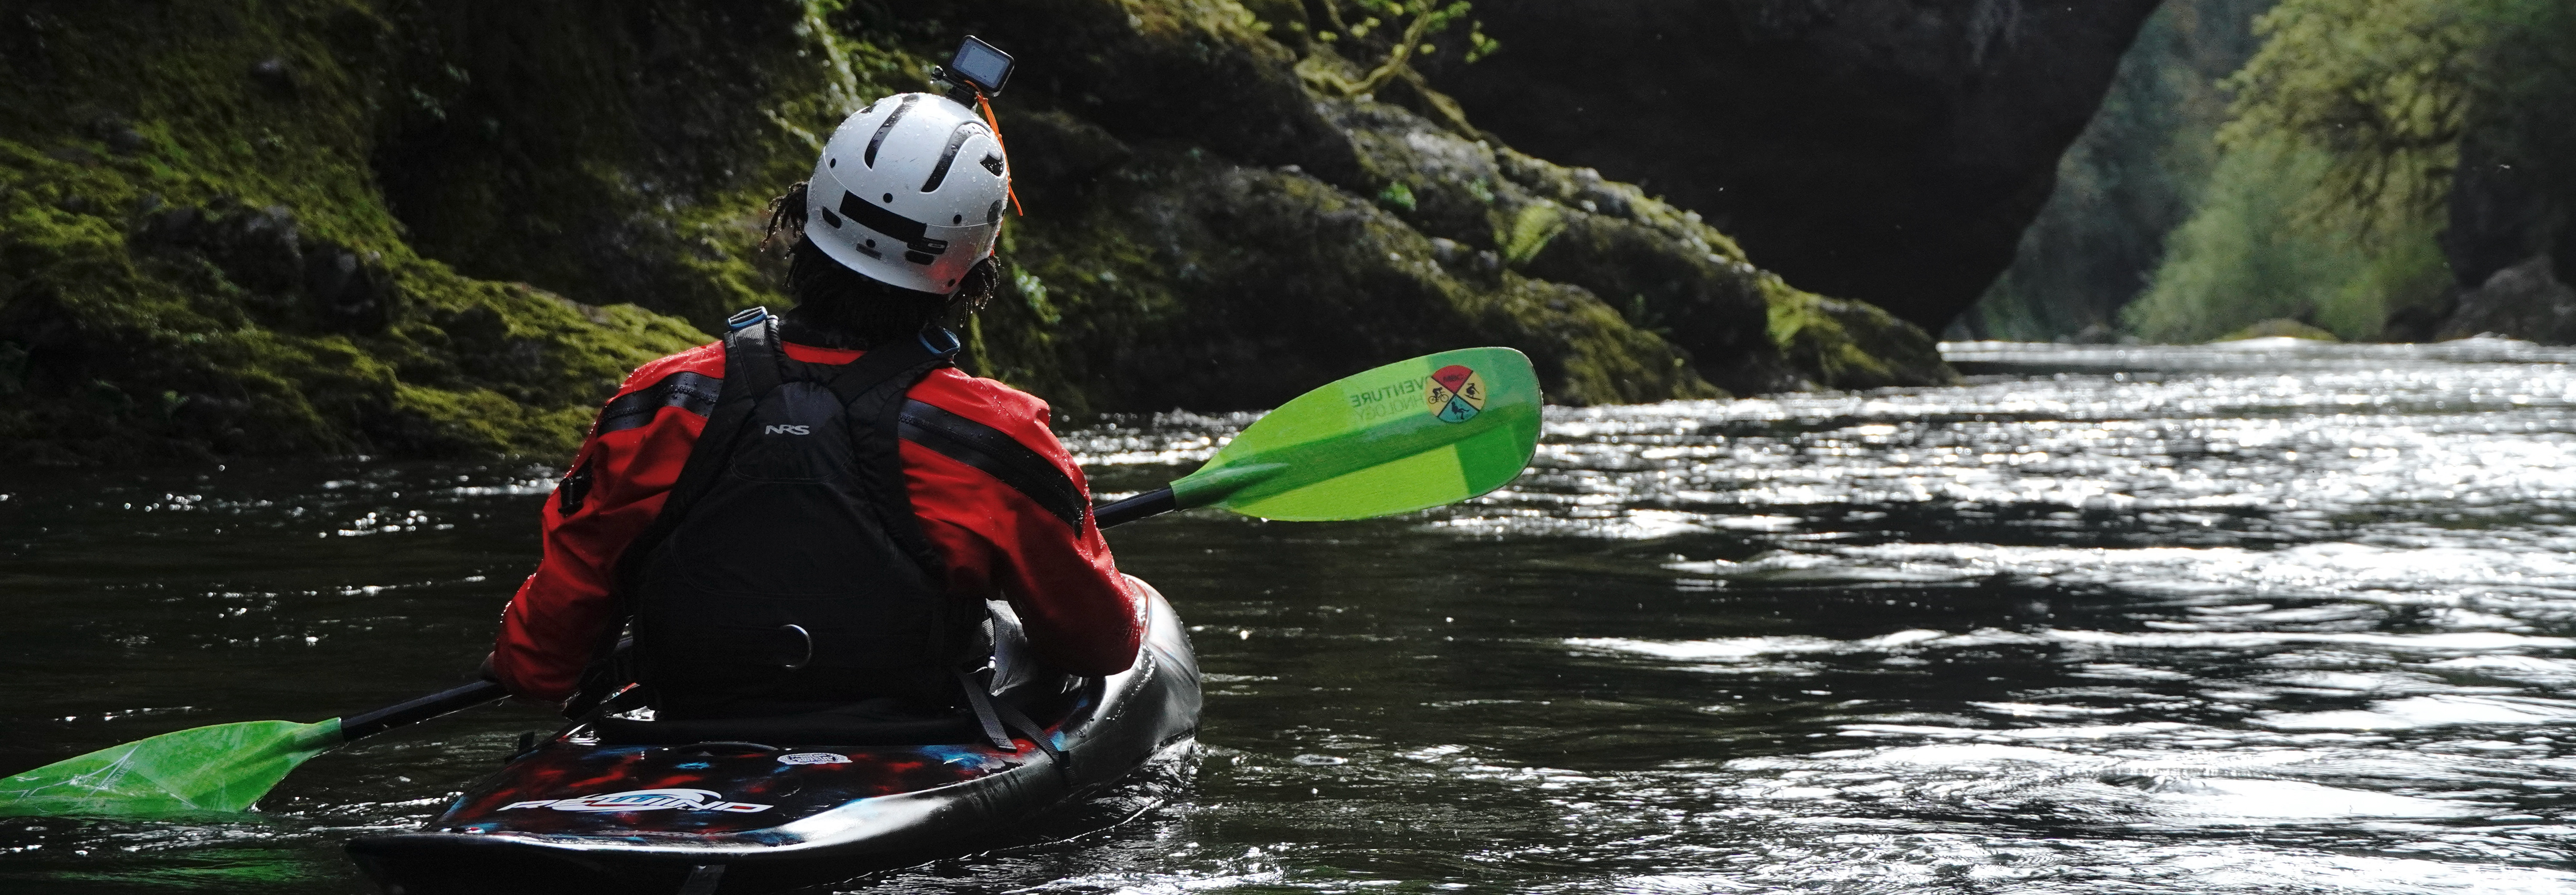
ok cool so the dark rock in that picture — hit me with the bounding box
[1770,291,1956,390]
[1000,110,1137,207]
[2445,139,2573,289]
[213,205,305,295]
[169,393,252,442]
[140,205,204,247]
[1319,97,1810,393]
[0,0,1966,463]
[2063,323,2123,345]
[249,56,295,94]
[2435,255,2576,344]
[84,112,145,154]
[301,244,394,335]
[897,0,1365,185]
[1424,0,2164,331]
[2383,304,2448,344]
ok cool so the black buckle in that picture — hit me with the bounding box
[917,326,963,357]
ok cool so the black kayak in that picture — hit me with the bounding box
[346,584,1200,895]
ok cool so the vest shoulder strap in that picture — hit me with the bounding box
[621,319,781,584]
[571,320,783,714]
[817,332,962,577]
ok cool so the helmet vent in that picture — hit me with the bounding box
[863,94,920,168]
[979,153,1004,176]
[918,121,987,193]
[987,201,1003,224]
[818,207,843,228]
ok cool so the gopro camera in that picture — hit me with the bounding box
[942,36,1013,97]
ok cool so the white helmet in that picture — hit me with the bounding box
[805,93,1011,295]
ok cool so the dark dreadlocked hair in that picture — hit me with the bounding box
[760,181,1001,350]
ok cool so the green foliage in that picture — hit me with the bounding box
[2219,0,2490,232]
[1376,180,1419,212]
[2123,0,2576,344]
[1463,20,1502,64]
[1496,203,1564,266]
[2473,0,2576,252]
[2123,138,2450,342]
[1305,0,1491,97]
[1968,0,2275,340]
[1983,0,2576,343]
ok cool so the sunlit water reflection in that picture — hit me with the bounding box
[4,338,2575,893]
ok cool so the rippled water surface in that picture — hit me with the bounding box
[6,338,2576,893]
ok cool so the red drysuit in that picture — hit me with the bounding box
[490,339,1144,702]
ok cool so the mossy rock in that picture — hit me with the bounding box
[2215,318,2341,342]
[1,0,1956,463]
[0,0,710,463]
[1765,281,1959,390]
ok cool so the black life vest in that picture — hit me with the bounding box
[621,317,984,719]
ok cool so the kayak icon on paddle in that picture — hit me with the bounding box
[500,788,773,813]
[1425,365,1486,423]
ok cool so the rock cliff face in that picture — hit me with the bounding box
[2429,256,2576,344]
[1424,0,2165,331]
[0,0,1950,463]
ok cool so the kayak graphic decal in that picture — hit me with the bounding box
[435,738,1054,836]
[777,752,851,765]
[430,690,1096,837]
[1425,365,1486,423]
[501,788,774,813]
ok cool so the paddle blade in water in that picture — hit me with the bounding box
[0,719,341,816]
[1170,347,1541,521]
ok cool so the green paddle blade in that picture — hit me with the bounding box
[1171,347,1542,521]
[0,719,341,817]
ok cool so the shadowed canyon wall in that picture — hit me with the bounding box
[1424,0,2165,332]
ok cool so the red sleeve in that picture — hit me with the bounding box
[905,370,1146,676]
[490,343,723,701]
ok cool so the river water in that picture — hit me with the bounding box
[4,338,2575,894]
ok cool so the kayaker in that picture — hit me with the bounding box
[484,91,1145,725]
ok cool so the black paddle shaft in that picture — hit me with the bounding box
[335,488,1183,743]
[340,679,507,742]
[1092,487,1175,529]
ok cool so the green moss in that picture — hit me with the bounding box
[953,113,1726,410]
[2215,318,2339,341]
[0,0,707,463]
[1763,277,1958,391]
[2,0,1954,463]
[1376,180,1419,212]
[1497,203,1564,266]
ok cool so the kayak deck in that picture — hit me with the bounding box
[349,586,1198,895]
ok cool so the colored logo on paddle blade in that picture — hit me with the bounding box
[1425,365,1486,423]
